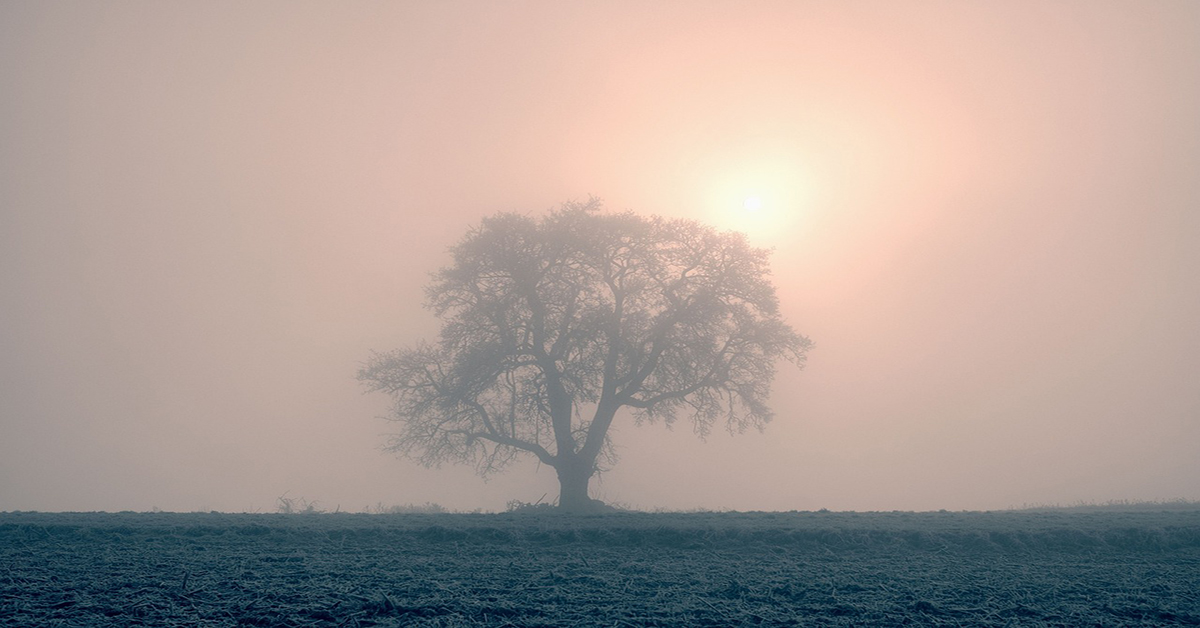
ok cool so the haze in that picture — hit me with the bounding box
[3,2,1198,513]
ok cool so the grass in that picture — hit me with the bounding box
[2,507,1199,626]
[1011,498,1200,513]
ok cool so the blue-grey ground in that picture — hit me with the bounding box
[2,510,1198,626]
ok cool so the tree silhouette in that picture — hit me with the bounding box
[359,200,811,512]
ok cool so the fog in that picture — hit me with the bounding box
[2,2,1198,513]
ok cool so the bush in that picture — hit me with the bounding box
[276,493,324,515]
[506,498,556,514]
[367,502,447,514]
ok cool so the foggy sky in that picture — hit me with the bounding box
[2,1,1198,513]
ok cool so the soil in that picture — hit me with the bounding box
[3,509,1199,626]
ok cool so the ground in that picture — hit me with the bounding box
[2,509,1199,626]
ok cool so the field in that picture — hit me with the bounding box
[2,508,1199,626]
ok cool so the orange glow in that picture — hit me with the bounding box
[1,1,1198,513]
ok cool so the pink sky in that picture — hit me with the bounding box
[2,1,1198,512]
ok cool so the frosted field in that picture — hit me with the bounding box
[3,509,1199,626]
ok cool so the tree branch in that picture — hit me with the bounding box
[463,397,556,466]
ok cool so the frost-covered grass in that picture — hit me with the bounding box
[3,509,1198,626]
[1012,498,1200,513]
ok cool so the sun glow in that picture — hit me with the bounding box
[680,139,815,244]
[699,169,811,245]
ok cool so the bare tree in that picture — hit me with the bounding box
[358,200,812,512]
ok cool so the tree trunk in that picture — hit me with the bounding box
[555,460,595,513]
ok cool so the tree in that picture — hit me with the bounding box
[358,200,812,512]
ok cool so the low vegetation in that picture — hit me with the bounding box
[3,507,1198,626]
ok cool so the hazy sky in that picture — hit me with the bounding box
[3,2,1198,513]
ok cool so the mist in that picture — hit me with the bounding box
[2,1,1198,513]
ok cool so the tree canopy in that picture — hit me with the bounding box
[359,200,811,511]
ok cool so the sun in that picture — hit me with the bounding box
[709,187,808,244]
[688,144,813,243]
[734,194,776,237]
